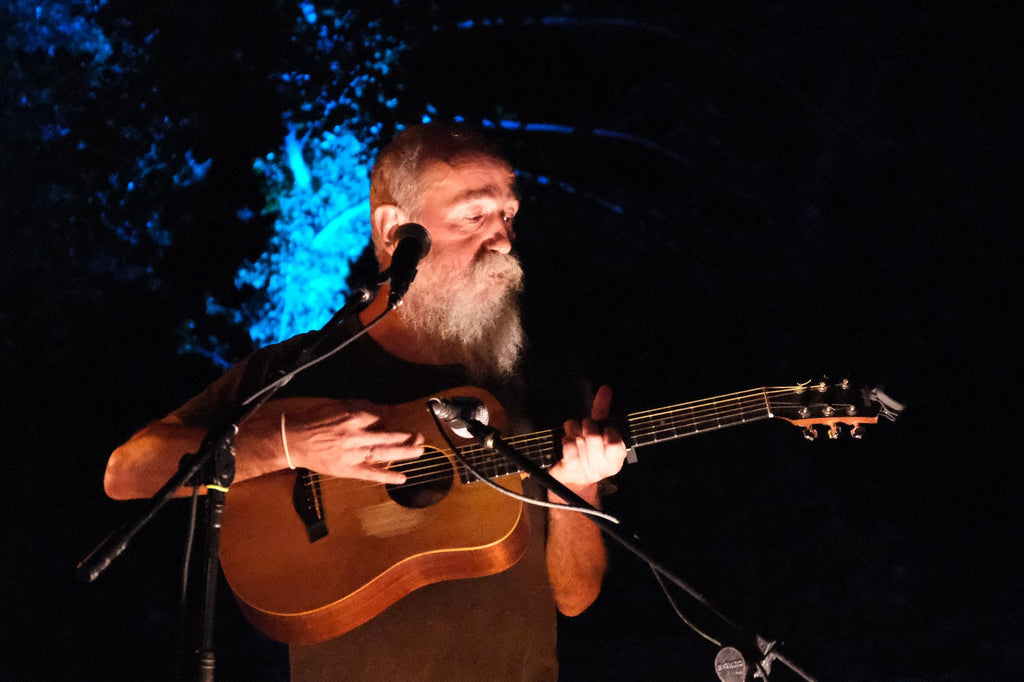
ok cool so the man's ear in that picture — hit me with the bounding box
[371,204,410,266]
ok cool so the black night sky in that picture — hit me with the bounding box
[2,2,1021,680]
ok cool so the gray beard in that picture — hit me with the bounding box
[396,252,525,381]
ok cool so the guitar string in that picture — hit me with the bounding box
[338,386,806,481]
[307,388,808,489]
[281,385,809,488]
[309,392,831,491]
[627,385,791,418]
[308,394,783,488]
[302,386,814,493]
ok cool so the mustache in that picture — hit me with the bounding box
[470,251,524,286]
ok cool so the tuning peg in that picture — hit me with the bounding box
[828,423,842,439]
[850,426,866,439]
[802,426,818,441]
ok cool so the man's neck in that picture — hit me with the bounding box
[359,286,452,367]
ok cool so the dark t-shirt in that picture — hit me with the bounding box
[175,319,590,681]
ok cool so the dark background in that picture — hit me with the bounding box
[2,2,1020,680]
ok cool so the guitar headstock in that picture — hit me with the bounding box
[769,379,904,440]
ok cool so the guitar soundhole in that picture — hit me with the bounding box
[385,448,454,509]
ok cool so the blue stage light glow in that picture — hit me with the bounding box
[298,1,317,25]
[6,0,114,63]
[201,7,405,351]
[233,124,373,347]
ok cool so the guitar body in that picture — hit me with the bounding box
[219,387,530,645]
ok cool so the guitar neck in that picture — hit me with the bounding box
[455,387,778,483]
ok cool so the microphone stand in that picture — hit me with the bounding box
[78,413,241,681]
[458,417,817,682]
[78,284,382,681]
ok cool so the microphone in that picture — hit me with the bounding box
[428,396,489,439]
[386,223,431,308]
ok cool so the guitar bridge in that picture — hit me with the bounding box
[292,468,328,543]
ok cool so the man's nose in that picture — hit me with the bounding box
[483,219,513,254]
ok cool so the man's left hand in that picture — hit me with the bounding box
[550,384,627,491]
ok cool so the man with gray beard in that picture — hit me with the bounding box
[104,123,627,680]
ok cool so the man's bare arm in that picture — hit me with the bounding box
[104,397,424,500]
[545,385,626,615]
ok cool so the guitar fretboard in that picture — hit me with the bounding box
[454,387,777,484]
[627,387,775,446]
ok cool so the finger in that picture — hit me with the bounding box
[330,430,423,451]
[590,385,613,421]
[603,425,624,448]
[561,433,580,462]
[580,419,604,458]
[581,417,603,438]
[362,439,425,464]
[600,429,628,475]
[582,431,607,475]
[332,410,381,428]
[583,429,605,455]
[300,410,379,433]
[563,418,582,440]
[567,435,595,480]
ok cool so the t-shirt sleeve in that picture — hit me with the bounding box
[171,335,310,428]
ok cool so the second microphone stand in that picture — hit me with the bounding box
[456,415,816,682]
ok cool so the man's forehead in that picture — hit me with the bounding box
[419,154,516,196]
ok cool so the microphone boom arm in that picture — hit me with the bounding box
[458,416,818,682]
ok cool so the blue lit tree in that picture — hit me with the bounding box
[1,0,222,378]
[223,125,375,347]
[205,3,405,348]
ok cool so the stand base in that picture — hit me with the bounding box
[715,647,751,681]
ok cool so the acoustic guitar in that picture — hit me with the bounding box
[219,379,901,644]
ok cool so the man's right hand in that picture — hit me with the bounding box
[262,398,423,484]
